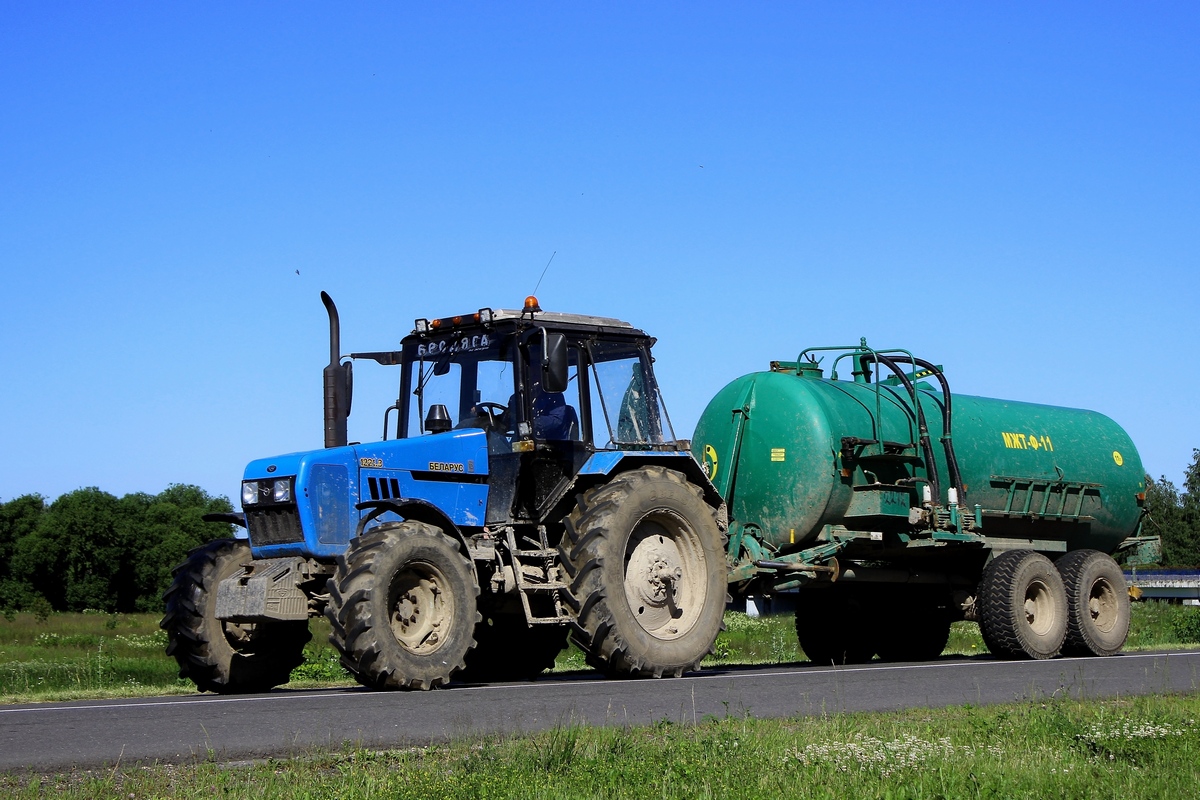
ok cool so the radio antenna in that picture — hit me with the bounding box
[532,251,556,296]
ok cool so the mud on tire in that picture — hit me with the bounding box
[559,466,726,678]
[161,538,311,694]
[1055,549,1130,657]
[978,549,1068,660]
[326,521,480,690]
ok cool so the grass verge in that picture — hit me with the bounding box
[0,601,1196,703]
[3,693,1199,797]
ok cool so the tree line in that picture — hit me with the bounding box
[0,485,233,613]
[1,451,1198,615]
[1143,449,1200,568]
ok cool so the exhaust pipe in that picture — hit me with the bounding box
[321,292,352,448]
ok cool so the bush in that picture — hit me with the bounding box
[1171,608,1200,643]
[28,596,52,623]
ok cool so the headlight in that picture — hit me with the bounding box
[242,481,260,505]
[273,479,291,503]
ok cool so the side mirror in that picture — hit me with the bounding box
[542,332,568,394]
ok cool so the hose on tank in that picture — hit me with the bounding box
[882,355,966,502]
[864,352,941,504]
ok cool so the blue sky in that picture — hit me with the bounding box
[2,2,1197,503]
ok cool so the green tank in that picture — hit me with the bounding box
[692,342,1148,663]
[694,350,1145,558]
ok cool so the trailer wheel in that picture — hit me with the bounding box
[326,521,479,690]
[795,590,876,665]
[560,466,725,678]
[1055,550,1130,656]
[459,614,569,682]
[978,549,1068,659]
[875,596,952,663]
[161,538,311,694]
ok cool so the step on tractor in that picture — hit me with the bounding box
[162,294,726,692]
[691,340,1154,664]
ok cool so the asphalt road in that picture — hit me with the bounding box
[2,650,1198,772]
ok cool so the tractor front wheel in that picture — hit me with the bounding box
[326,521,480,690]
[161,538,311,694]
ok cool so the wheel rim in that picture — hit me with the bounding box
[223,621,260,653]
[388,560,455,655]
[1088,576,1119,634]
[622,511,707,641]
[1022,579,1057,636]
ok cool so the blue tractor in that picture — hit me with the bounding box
[162,294,726,691]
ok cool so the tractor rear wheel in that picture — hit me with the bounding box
[560,466,725,678]
[326,521,479,690]
[978,549,1068,659]
[1055,549,1130,656]
[161,538,311,694]
[459,613,569,682]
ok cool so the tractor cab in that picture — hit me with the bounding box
[352,295,682,527]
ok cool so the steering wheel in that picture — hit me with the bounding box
[473,402,508,428]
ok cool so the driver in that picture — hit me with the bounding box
[478,381,576,440]
[530,385,578,440]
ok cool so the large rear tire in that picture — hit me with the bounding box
[326,521,480,690]
[160,539,311,694]
[459,613,569,682]
[1055,549,1130,657]
[560,466,726,678]
[978,549,1067,660]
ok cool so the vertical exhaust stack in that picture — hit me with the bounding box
[321,291,352,448]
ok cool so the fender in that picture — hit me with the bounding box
[201,512,247,528]
[538,450,725,525]
[354,499,477,578]
[201,511,250,540]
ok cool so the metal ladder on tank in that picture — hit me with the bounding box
[987,475,1102,521]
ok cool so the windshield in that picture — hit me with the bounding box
[586,340,675,448]
[403,332,514,437]
[400,330,674,449]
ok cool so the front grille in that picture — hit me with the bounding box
[246,505,304,546]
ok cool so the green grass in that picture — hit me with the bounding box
[3,693,1199,797]
[0,601,1196,703]
[0,612,189,702]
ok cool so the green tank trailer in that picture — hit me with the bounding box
[694,340,1149,662]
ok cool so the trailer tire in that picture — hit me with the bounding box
[795,590,876,665]
[978,549,1067,659]
[326,521,479,690]
[161,538,311,694]
[876,600,951,663]
[1055,549,1130,657]
[459,614,569,682]
[561,466,725,678]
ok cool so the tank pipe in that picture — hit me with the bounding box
[863,353,941,503]
[879,355,965,502]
